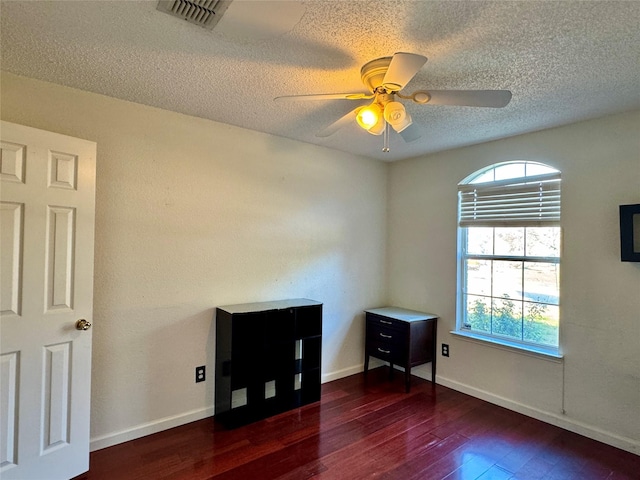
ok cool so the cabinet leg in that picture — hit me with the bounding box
[364,354,369,374]
[389,363,394,380]
[405,367,411,393]
[431,321,437,385]
[431,360,436,385]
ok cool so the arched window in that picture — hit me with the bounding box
[457,161,561,354]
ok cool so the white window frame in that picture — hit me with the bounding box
[455,161,562,358]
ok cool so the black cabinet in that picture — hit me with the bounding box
[364,307,438,392]
[215,299,322,427]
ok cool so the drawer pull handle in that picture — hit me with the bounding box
[380,333,392,339]
[378,348,391,354]
[380,320,392,325]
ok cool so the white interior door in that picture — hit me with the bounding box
[1,121,96,480]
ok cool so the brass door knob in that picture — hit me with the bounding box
[75,319,92,331]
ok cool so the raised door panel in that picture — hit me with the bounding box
[0,141,26,184]
[45,206,76,312]
[0,202,24,316]
[48,151,77,190]
[0,352,19,470]
[42,343,72,453]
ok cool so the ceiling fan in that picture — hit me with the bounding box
[275,52,512,152]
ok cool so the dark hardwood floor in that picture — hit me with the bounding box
[75,368,640,480]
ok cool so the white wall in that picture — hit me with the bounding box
[1,72,388,449]
[3,71,638,455]
[388,110,640,454]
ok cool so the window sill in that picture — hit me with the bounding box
[450,330,564,362]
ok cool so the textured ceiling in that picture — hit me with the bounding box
[1,0,639,161]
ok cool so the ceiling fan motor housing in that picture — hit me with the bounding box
[360,57,393,93]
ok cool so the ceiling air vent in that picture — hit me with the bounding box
[157,0,233,30]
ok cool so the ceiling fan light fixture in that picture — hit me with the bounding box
[356,104,382,131]
[368,115,386,135]
[384,101,412,132]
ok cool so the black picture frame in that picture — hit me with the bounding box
[620,204,640,262]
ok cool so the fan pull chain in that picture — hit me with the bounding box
[382,121,390,152]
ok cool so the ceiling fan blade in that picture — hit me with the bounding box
[275,92,372,102]
[398,123,422,143]
[382,52,428,91]
[423,90,512,108]
[315,108,359,137]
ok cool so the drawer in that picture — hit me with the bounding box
[367,338,405,364]
[366,313,407,332]
[367,323,404,348]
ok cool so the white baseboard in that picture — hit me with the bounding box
[321,363,365,383]
[435,375,639,456]
[90,406,214,451]
[90,363,363,452]
[91,368,639,457]
[322,358,396,383]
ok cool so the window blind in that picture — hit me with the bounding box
[458,172,561,227]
